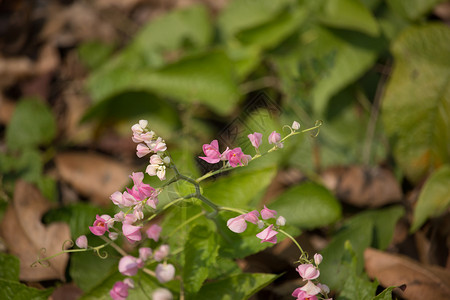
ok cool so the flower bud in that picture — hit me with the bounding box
[75,235,88,249]
[276,216,286,226]
[139,247,152,261]
[155,263,175,283]
[152,288,173,300]
[123,278,135,289]
[257,220,265,229]
[109,232,118,240]
[154,244,170,261]
[314,253,323,265]
[292,121,300,130]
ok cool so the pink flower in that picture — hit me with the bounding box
[121,191,138,207]
[124,214,137,225]
[317,283,330,294]
[292,288,318,300]
[314,253,323,265]
[139,247,152,261]
[89,215,109,236]
[248,132,263,148]
[260,205,277,220]
[155,263,175,283]
[146,224,162,242]
[154,244,170,261]
[122,224,142,243]
[296,264,320,280]
[110,191,123,206]
[244,210,260,224]
[114,211,125,222]
[118,256,139,276]
[199,140,222,164]
[136,143,151,158]
[268,131,281,144]
[300,281,321,296]
[227,215,247,233]
[149,137,167,152]
[256,224,278,244]
[110,281,129,300]
[226,147,251,167]
[152,288,173,300]
[268,131,283,148]
[75,235,88,249]
[150,154,163,165]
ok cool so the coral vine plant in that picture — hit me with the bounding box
[33,119,329,300]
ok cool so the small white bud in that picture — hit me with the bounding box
[75,235,88,249]
[109,232,118,240]
[292,121,300,130]
[276,216,286,226]
[163,156,171,165]
[257,220,265,229]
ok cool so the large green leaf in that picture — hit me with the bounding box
[218,0,294,38]
[319,0,379,36]
[320,206,404,289]
[43,203,102,238]
[0,279,53,300]
[88,51,240,116]
[0,253,52,300]
[0,253,19,281]
[70,235,119,292]
[319,220,373,290]
[269,182,342,229]
[349,206,404,250]
[411,165,450,232]
[386,0,446,21]
[382,24,450,182]
[194,273,278,300]
[183,226,219,294]
[202,166,276,208]
[6,98,56,150]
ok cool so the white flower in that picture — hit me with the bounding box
[292,121,300,130]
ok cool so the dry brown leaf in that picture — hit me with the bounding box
[55,152,133,206]
[364,248,450,299]
[321,165,402,208]
[0,181,70,281]
[0,96,16,125]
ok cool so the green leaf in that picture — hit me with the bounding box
[411,165,450,232]
[194,273,278,300]
[386,0,446,20]
[202,166,276,209]
[88,51,240,116]
[269,182,342,229]
[382,24,450,182]
[0,253,20,281]
[337,242,378,300]
[6,98,56,150]
[319,220,373,290]
[309,27,385,115]
[0,279,53,300]
[349,206,405,250]
[319,0,379,36]
[43,203,102,238]
[78,41,115,70]
[218,0,294,38]
[372,286,397,300]
[70,239,119,292]
[236,8,307,50]
[183,226,219,293]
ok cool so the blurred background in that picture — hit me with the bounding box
[0,0,449,299]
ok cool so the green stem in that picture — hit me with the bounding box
[219,206,247,215]
[278,229,305,257]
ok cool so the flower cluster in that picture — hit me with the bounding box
[133,120,170,180]
[292,254,331,300]
[81,121,175,300]
[227,205,286,244]
[199,139,251,167]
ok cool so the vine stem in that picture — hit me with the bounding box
[195,121,323,182]
[278,229,305,257]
